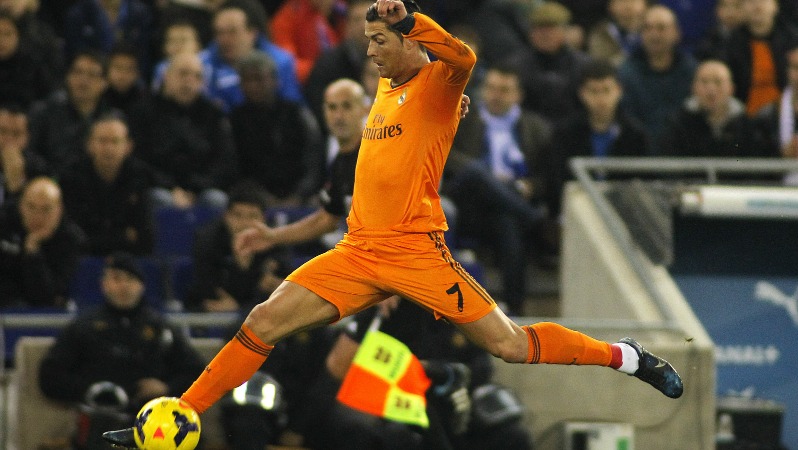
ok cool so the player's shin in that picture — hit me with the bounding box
[522,322,613,366]
[182,324,273,414]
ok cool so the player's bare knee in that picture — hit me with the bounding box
[243,302,279,342]
[489,339,527,364]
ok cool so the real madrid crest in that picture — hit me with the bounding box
[398,87,407,105]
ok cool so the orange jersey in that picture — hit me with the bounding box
[347,14,476,235]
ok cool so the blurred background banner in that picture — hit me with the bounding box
[675,274,797,449]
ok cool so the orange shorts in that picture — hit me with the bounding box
[286,230,496,324]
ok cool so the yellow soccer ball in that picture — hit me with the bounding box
[133,397,201,450]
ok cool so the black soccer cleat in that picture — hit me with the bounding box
[618,337,684,399]
[102,427,137,449]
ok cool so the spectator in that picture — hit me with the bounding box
[156,0,219,49]
[59,112,157,256]
[225,78,366,259]
[468,0,533,67]
[38,251,206,449]
[443,63,554,315]
[723,0,798,117]
[129,51,237,209]
[0,104,49,205]
[660,59,777,157]
[618,4,697,154]
[270,0,347,84]
[35,0,79,40]
[304,0,372,130]
[0,177,84,309]
[231,50,324,204]
[200,0,302,112]
[63,0,155,77]
[587,0,647,67]
[756,44,798,183]
[0,11,55,109]
[0,0,64,78]
[185,181,289,313]
[694,0,745,61]
[102,43,150,115]
[502,1,593,124]
[28,50,112,169]
[549,59,650,216]
[150,19,203,91]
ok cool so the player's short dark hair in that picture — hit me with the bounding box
[366,1,422,42]
[227,180,270,211]
[365,0,421,23]
[578,59,619,86]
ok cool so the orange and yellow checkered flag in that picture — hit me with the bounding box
[336,329,431,428]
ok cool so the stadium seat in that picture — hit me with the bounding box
[154,205,223,258]
[166,255,194,306]
[68,255,167,311]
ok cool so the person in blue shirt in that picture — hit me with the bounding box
[200,0,303,113]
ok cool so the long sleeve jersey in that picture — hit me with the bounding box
[347,13,476,235]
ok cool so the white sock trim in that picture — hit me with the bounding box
[615,343,639,374]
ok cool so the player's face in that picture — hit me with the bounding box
[102,268,145,310]
[324,87,367,142]
[365,20,407,81]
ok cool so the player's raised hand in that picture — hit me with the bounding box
[234,222,277,255]
[375,0,407,24]
[460,94,470,119]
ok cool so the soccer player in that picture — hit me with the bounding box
[105,0,682,444]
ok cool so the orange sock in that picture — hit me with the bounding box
[523,322,612,366]
[181,325,273,414]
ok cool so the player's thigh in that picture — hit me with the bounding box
[386,233,496,323]
[245,280,340,344]
[286,247,390,320]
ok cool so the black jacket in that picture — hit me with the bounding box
[723,19,798,105]
[0,201,85,309]
[128,93,238,193]
[659,97,778,158]
[38,301,205,412]
[186,219,289,311]
[59,154,157,256]
[548,111,650,215]
[230,99,324,200]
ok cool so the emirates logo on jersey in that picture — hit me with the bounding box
[398,88,407,105]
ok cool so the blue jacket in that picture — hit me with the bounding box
[199,34,303,113]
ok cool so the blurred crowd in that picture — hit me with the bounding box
[2,0,798,316]
[3,0,797,447]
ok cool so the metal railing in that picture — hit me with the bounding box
[569,157,798,328]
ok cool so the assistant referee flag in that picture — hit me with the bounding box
[336,329,431,428]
